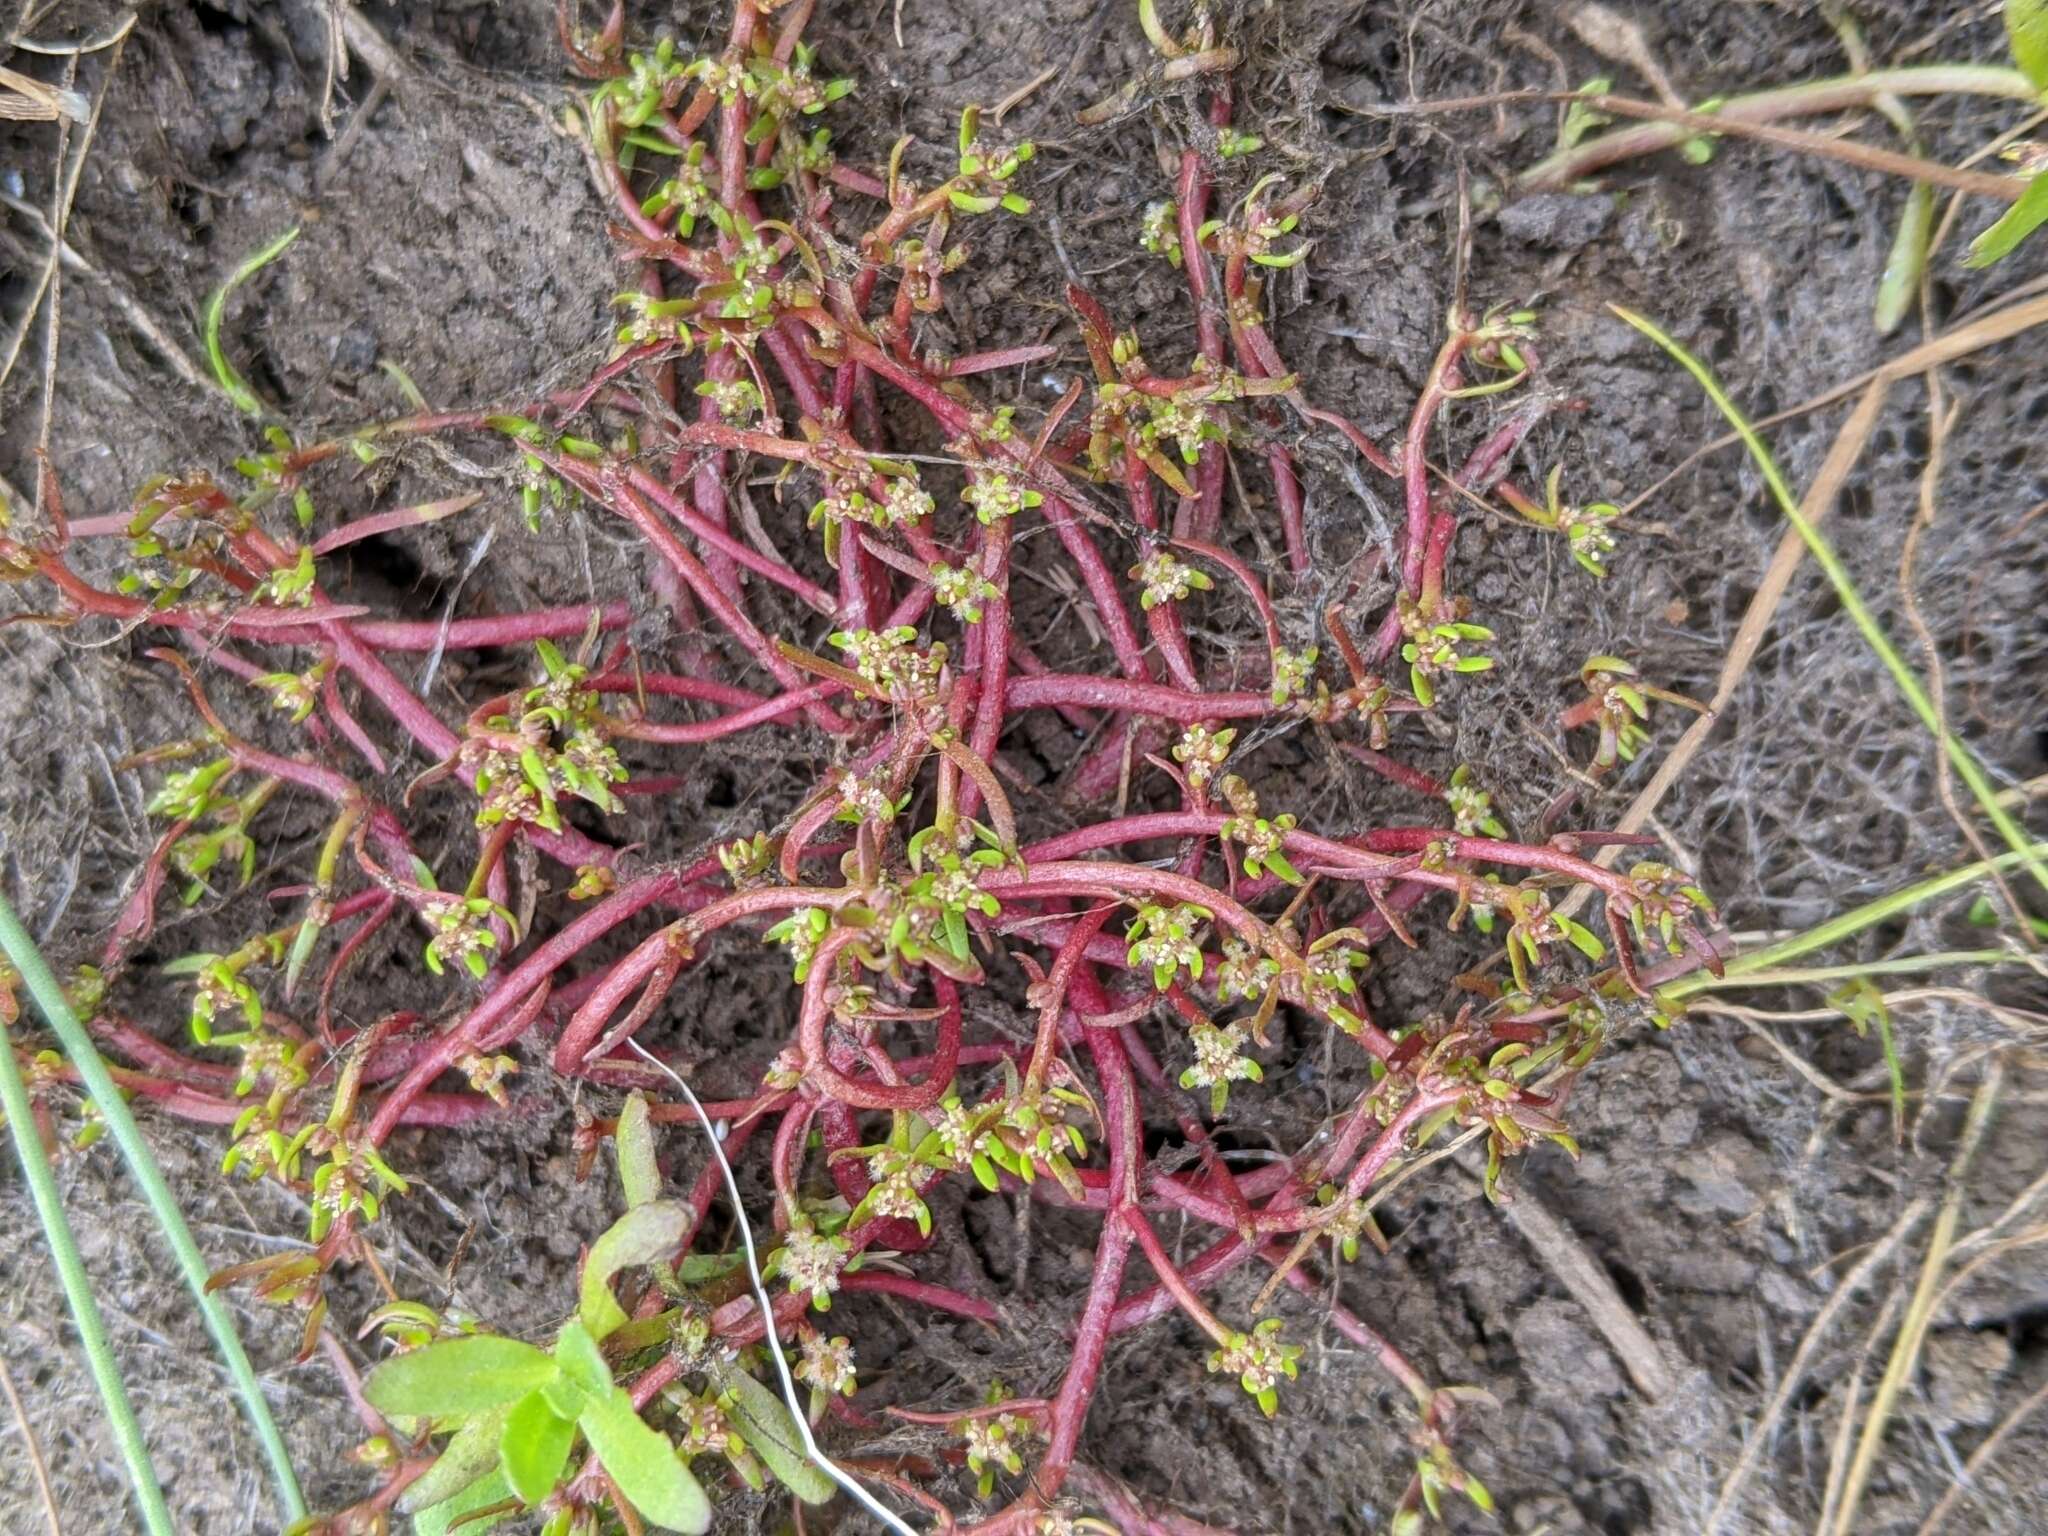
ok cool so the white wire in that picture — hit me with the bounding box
[623,1039,919,1536]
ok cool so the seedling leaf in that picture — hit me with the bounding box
[397,1405,512,1514]
[580,1201,691,1340]
[202,227,300,417]
[363,1335,558,1419]
[1964,172,2048,268]
[499,1389,577,1506]
[412,1468,514,1536]
[712,1361,836,1503]
[616,1090,662,1208]
[578,1386,712,1533]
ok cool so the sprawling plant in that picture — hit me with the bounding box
[0,3,1730,1532]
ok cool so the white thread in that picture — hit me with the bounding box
[623,1039,918,1536]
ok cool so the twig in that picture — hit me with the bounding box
[0,191,215,397]
[1491,1175,1681,1401]
[0,16,131,405]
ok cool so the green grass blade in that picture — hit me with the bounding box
[202,227,300,417]
[0,985,175,1535]
[1613,306,2048,898]
[1660,844,2047,1004]
[0,892,307,1522]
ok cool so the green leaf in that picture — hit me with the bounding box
[578,1386,711,1533]
[552,1319,613,1401]
[412,1468,513,1536]
[616,1091,662,1208]
[202,227,300,416]
[364,1336,558,1420]
[396,1405,511,1514]
[710,1362,835,1504]
[674,1251,746,1284]
[1830,978,1906,1143]
[499,1390,577,1506]
[1964,172,2048,268]
[1560,77,1613,150]
[580,1201,691,1340]
[2010,0,2048,90]
[1873,180,1934,335]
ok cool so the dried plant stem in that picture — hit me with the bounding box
[1706,1197,1931,1536]
[1825,1063,2003,1536]
[1910,1374,2048,1535]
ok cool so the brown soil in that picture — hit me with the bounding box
[3,3,2046,1534]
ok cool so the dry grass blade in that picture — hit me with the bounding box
[1816,1280,1906,1532]
[1597,302,2048,904]
[1911,1375,2048,1534]
[0,1350,63,1536]
[1705,1197,1930,1536]
[0,62,87,120]
[1575,92,2028,200]
[1826,1063,2003,1536]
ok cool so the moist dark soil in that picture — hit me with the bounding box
[4,2,2047,1534]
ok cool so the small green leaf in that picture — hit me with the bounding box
[1964,172,2048,268]
[578,1387,712,1533]
[499,1390,577,1506]
[552,1319,613,1400]
[674,1251,746,1284]
[412,1468,514,1536]
[2009,0,2048,91]
[616,1091,662,1209]
[202,227,300,416]
[1560,77,1613,150]
[711,1362,835,1504]
[396,1405,512,1514]
[580,1201,691,1340]
[1873,180,1934,336]
[364,1336,558,1419]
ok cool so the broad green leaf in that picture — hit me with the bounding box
[499,1389,577,1506]
[616,1090,662,1208]
[578,1386,712,1533]
[365,1336,558,1419]
[2010,0,2048,91]
[397,1405,510,1514]
[413,1467,513,1536]
[711,1362,835,1504]
[552,1319,614,1401]
[580,1201,691,1340]
[1964,173,2048,267]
